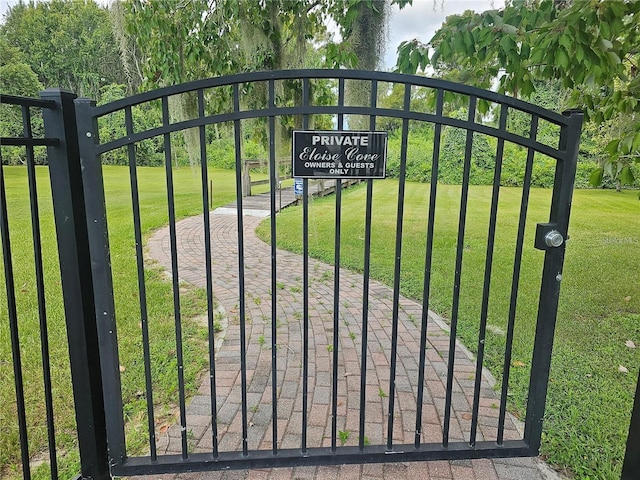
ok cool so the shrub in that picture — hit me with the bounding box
[386,128,603,190]
[207,137,236,169]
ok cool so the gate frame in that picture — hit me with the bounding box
[40,89,111,480]
[13,71,640,480]
[42,70,583,477]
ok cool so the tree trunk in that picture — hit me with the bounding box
[345,0,388,129]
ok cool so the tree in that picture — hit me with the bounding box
[395,0,640,191]
[121,0,393,164]
[122,0,324,164]
[343,0,388,71]
[1,0,127,101]
[338,0,389,129]
[0,37,45,164]
[123,0,396,91]
[0,38,42,97]
[122,0,242,165]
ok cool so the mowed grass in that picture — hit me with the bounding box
[256,180,640,479]
[0,165,263,478]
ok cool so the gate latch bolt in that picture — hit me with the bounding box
[545,230,564,248]
[535,223,564,250]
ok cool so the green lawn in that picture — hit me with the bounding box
[256,180,640,479]
[1,165,638,479]
[0,165,265,478]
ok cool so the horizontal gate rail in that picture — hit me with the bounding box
[92,71,571,161]
[116,441,530,476]
[93,70,570,125]
[0,94,59,147]
[95,107,565,162]
[75,69,582,476]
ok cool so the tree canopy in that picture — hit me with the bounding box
[0,37,45,164]
[396,0,640,189]
[122,0,390,90]
[1,0,126,100]
[119,0,391,163]
[0,37,41,97]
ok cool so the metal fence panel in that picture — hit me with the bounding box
[1,70,585,477]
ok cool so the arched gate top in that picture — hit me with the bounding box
[89,69,577,162]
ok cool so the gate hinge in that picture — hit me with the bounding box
[534,223,564,250]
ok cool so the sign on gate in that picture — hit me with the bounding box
[292,130,387,178]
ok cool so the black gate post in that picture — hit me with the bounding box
[74,96,127,466]
[40,88,110,480]
[524,109,583,454]
[621,371,640,479]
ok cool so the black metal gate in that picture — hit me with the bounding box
[2,70,586,478]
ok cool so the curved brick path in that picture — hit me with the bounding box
[142,209,560,480]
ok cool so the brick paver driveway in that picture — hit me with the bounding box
[142,209,561,480]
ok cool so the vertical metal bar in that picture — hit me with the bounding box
[331,78,345,452]
[469,105,508,446]
[358,79,378,451]
[23,105,59,478]
[0,154,31,480]
[442,96,477,447]
[74,96,126,470]
[386,83,411,451]
[161,96,189,458]
[124,105,157,460]
[415,88,444,448]
[197,89,219,457]
[232,84,249,456]
[268,79,279,455]
[622,370,640,480]
[498,115,539,444]
[523,110,583,453]
[42,89,110,479]
[301,78,310,453]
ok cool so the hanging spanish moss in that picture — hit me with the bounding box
[168,91,200,167]
[236,3,315,160]
[110,1,143,95]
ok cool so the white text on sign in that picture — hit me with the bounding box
[311,135,369,147]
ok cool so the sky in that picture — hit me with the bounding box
[0,0,499,69]
[384,0,497,68]
[0,0,13,17]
